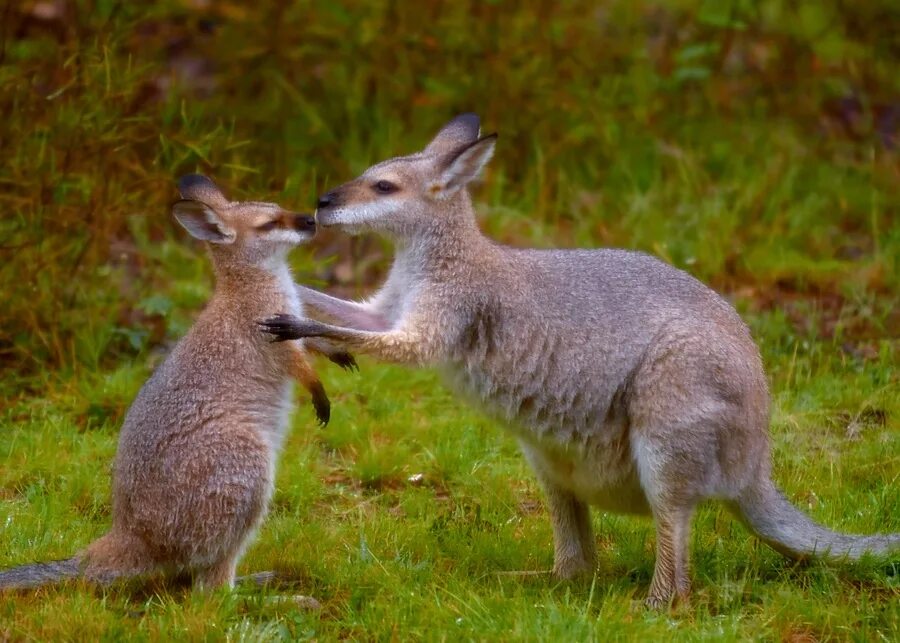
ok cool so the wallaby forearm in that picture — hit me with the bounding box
[284,341,331,425]
[295,284,391,331]
[261,316,428,365]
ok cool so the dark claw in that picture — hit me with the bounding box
[328,351,359,372]
[309,380,330,426]
[257,313,304,342]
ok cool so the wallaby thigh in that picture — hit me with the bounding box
[122,427,273,569]
[626,321,770,506]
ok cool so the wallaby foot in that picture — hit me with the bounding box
[553,556,593,581]
[543,483,596,580]
[194,557,238,591]
[81,530,155,585]
[644,504,694,609]
[236,570,279,587]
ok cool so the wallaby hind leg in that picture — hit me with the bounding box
[646,503,695,608]
[544,482,596,579]
[631,431,700,607]
[521,444,596,579]
[81,530,157,585]
[194,555,239,591]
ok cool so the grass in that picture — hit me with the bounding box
[2,0,899,640]
[2,337,898,640]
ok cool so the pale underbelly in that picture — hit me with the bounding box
[516,432,652,516]
[445,360,651,514]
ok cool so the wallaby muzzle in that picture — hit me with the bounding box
[291,213,317,236]
[316,190,340,209]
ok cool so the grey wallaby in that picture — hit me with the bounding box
[0,175,353,592]
[259,114,900,607]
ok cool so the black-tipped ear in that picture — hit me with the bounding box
[177,174,228,208]
[432,133,497,197]
[172,199,236,244]
[424,113,481,156]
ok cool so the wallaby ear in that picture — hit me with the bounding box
[176,174,228,209]
[172,200,236,244]
[423,113,481,156]
[430,134,497,198]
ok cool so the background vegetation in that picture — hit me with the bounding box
[1,0,898,640]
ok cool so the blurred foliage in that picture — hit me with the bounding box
[1,0,899,379]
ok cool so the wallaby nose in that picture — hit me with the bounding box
[296,214,316,231]
[316,192,334,209]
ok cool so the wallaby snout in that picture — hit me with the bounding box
[317,191,339,209]
[315,190,348,229]
[292,213,317,235]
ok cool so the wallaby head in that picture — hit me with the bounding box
[174,174,316,270]
[315,114,497,237]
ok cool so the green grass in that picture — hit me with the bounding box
[2,0,899,640]
[2,336,898,640]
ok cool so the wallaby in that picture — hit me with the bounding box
[259,114,900,607]
[0,175,354,592]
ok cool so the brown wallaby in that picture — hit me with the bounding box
[0,175,354,592]
[259,114,899,607]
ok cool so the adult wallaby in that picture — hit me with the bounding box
[0,175,354,592]
[259,114,899,607]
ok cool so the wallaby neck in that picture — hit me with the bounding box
[395,193,496,275]
[209,256,290,299]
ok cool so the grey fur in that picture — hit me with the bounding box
[262,115,900,607]
[0,558,82,590]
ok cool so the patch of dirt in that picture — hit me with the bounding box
[781,627,820,643]
[728,280,898,359]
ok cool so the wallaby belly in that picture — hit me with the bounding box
[519,434,651,515]
[445,319,653,514]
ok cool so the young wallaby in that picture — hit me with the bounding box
[260,114,900,607]
[0,175,353,592]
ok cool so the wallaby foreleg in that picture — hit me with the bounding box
[260,316,427,365]
[294,285,391,331]
[285,342,331,425]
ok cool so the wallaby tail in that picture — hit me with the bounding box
[0,530,156,591]
[733,478,900,560]
[0,557,83,590]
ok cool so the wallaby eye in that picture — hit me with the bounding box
[256,220,279,232]
[372,180,398,195]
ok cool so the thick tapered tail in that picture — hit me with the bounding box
[0,557,82,590]
[734,478,900,560]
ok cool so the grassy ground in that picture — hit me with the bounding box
[1,332,898,640]
[2,1,899,640]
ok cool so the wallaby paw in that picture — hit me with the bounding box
[328,351,358,371]
[551,557,592,581]
[308,381,331,426]
[257,314,305,342]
